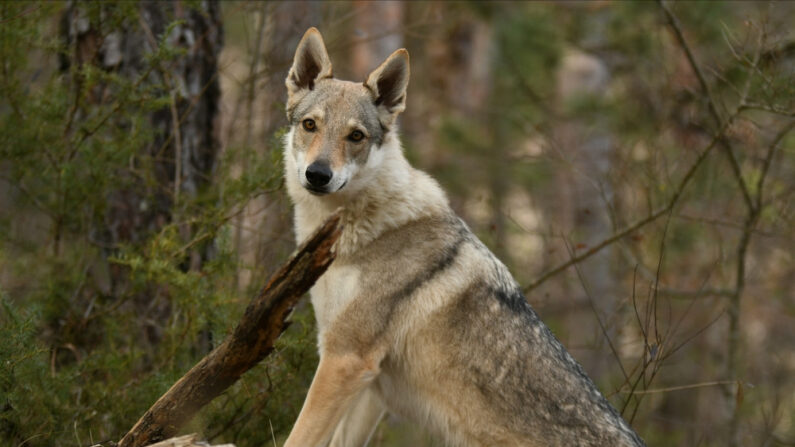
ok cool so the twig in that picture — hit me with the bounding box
[739,103,795,117]
[232,3,269,291]
[754,120,795,207]
[620,380,742,395]
[657,0,755,212]
[659,287,733,299]
[564,239,629,385]
[726,119,794,446]
[170,89,183,207]
[0,4,39,24]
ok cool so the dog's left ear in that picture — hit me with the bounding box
[365,49,410,127]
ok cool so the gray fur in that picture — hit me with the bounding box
[328,214,644,446]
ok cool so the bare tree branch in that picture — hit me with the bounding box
[657,0,755,212]
[620,380,743,395]
[524,121,730,293]
[726,119,794,446]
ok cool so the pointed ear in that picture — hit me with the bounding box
[286,28,332,114]
[365,49,410,126]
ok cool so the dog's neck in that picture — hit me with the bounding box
[284,129,450,256]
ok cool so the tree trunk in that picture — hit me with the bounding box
[350,1,404,80]
[232,1,322,291]
[62,0,222,261]
[555,47,617,377]
[61,0,223,346]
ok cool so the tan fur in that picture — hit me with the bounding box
[284,353,381,447]
[328,388,384,447]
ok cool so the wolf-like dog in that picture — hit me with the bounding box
[281,28,645,447]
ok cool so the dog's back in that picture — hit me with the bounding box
[282,27,645,447]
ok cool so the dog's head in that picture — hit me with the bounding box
[285,28,409,196]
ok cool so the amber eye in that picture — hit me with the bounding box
[349,130,365,142]
[302,119,316,132]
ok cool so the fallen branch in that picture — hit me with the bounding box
[118,212,343,447]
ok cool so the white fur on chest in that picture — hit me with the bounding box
[310,263,361,338]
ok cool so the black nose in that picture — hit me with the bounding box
[305,161,332,188]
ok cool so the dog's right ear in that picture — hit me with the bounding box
[286,28,332,117]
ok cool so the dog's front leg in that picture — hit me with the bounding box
[329,386,385,447]
[284,352,382,447]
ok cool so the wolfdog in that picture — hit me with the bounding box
[281,28,645,447]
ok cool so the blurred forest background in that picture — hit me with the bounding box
[1,1,794,446]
